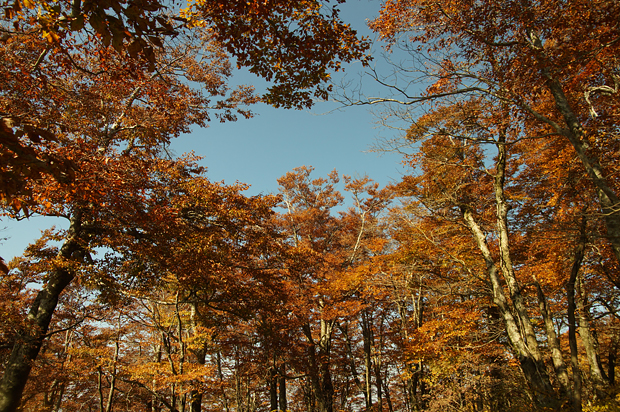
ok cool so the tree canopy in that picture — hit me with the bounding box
[2,1,620,411]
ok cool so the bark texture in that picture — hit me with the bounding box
[0,213,83,412]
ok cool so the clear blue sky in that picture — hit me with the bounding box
[1,0,410,261]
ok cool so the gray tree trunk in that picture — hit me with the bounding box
[462,135,558,409]
[526,30,620,272]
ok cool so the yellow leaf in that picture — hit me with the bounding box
[42,29,59,43]
[21,0,37,9]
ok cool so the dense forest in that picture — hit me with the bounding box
[1,0,620,411]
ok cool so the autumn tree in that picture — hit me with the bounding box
[379,91,620,411]
[336,2,620,409]
[1,0,370,215]
[0,0,373,408]
[360,0,620,269]
[0,17,258,408]
[1,159,287,412]
[272,167,391,412]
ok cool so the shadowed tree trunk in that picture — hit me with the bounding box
[0,212,84,412]
[278,364,287,412]
[269,367,278,411]
[567,216,586,412]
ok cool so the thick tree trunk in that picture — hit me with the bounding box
[552,83,620,273]
[304,301,335,412]
[462,136,558,409]
[493,132,546,366]
[318,364,334,412]
[0,213,83,412]
[576,274,608,388]
[463,208,557,408]
[190,389,203,412]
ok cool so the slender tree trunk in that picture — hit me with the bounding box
[174,293,186,412]
[235,348,243,412]
[567,217,586,412]
[44,330,72,412]
[216,350,230,412]
[0,212,83,412]
[609,330,619,386]
[374,357,383,412]
[382,379,393,412]
[362,311,373,411]
[394,277,423,412]
[152,344,162,412]
[188,303,209,412]
[98,367,105,412]
[339,323,366,403]
[278,364,287,412]
[534,278,570,394]
[52,380,66,412]
[103,323,121,412]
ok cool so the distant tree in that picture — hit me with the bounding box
[273,167,391,412]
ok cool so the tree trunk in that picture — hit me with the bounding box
[278,364,287,412]
[394,279,423,412]
[216,350,230,412]
[269,367,278,412]
[362,311,373,410]
[535,279,570,394]
[461,136,559,409]
[188,303,209,412]
[526,30,620,271]
[576,274,608,388]
[609,331,619,386]
[0,212,83,412]
[235,351,242,412]
[152,344,162,412]
[103,328,121,412]
[339,323,366,403]
[382,379,393,412]
[567,217,586,412]
[374,357,383,412]
[304,300,335,412]
[493,132,546,367]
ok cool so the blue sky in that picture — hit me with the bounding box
[1,0,411,261]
